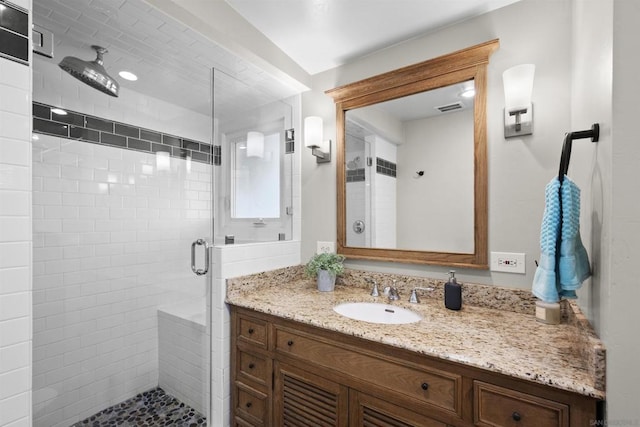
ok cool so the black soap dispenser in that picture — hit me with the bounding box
[444,270,462,310]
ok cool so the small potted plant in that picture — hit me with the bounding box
[305,252,346,292]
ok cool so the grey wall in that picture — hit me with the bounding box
[397,109,474,253]
[301,0,640,419]
[302,0,573,287]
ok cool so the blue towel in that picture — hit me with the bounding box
[532,176,590,302]
[558,176,591,297]
[532,177,562,302]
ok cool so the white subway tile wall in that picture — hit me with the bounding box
[0,3,32,427]
[158,304,207,415]
[210,240,300,426]
[32,135,211,427]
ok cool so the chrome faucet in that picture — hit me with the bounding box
[408,287,435,304]
[387,286,400,301]
[384,280,400,301]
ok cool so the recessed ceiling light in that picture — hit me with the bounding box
[460,88,475,98]
[51,108,67,115]
[119,71,138,81]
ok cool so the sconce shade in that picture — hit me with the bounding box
[503,64,535,112]
[503,64,535,138]
[247,131,264,158]
[304,116,323,148]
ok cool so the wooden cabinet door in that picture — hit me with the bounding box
[349,390,449,427]
[274,361,349,426]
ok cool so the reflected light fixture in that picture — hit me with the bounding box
[51,108,67,115]
[460,88,475,98]
[304,116,331,164]
[460,82,475,98]
[246,131,264,158]
[156,151,170,172]
[503,64,535,138]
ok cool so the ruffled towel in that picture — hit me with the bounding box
[532,176,591,302]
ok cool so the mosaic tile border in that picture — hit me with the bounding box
[346,168,365,182]
[0,0,29,65]
[285,128,295,154]
[376,157,397,178]
[33,102,215,165]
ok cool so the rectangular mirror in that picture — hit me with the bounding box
[327,40,499,268]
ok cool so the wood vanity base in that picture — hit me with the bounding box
[230,306,601,427]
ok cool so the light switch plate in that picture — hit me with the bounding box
[491,252,526,274]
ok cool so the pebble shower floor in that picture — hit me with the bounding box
[70,387,206,426]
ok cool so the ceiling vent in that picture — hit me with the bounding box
[435,101,464,113]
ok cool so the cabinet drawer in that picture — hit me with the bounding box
[275,327,461,416]
[238,350,269,386]
[237,315,268,349]
[235,382,268,426]
[474,381,569,427]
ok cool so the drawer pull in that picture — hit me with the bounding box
[287,340,294,346]
[512,411,522,421]
[248,362,255,369]
[248,327,254,334]
[246,402,252,408]
[421,382,429,391]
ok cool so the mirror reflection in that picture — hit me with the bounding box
[345,81,475,253]
[327,39,498,268]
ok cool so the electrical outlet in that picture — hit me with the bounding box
[491,252,526,274]
[317,241,335,254]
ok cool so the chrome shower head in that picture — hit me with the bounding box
[59,45,120,97]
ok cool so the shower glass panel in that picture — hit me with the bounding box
[213,69,294,244]
[232,131,281,219]
[31,1,213,425]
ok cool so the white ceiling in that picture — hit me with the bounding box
[32,0,520,118]
[225,0,521,75]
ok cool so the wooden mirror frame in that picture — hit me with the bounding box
[326,39,499,269]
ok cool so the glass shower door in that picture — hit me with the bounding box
[31,69,214,427]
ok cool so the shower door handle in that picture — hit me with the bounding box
[191,239,210,276]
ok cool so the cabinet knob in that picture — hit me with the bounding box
[512,411,522,421]
[421,382,429,391]
[287,340,294,346]
[248,362,255,369]
[246,402,252,408]
[248,327,254,334]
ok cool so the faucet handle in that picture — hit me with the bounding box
[370,280,380,297]
[409,287,435,304]
[409,289,420,304]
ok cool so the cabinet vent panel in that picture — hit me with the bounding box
[363,407,414,427]
[283,375,338,427]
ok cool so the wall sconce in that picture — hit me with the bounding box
[503,64,535,138]
[304,116,331,163]
[246,131,264,158]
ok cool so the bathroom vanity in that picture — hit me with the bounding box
[227,267,605,426]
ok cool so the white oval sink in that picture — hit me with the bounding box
[333,302,421,324]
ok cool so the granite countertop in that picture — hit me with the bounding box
[226,266,606,400]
